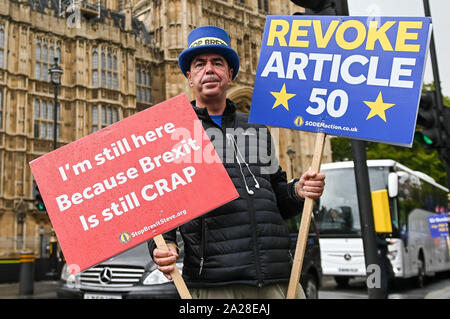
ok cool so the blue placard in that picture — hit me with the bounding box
[249,16,432,147]
[428,215,450,238]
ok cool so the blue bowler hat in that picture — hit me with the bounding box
[178,26,240,79]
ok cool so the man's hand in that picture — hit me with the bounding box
[153,243,179,280]
[296,170,326,199]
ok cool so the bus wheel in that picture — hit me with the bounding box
[334,276,350,287]
[417,258,426,288]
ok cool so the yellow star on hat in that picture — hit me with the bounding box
[271,83,296,111]
[363,91,395,122]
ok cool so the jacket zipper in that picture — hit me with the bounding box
[202,108,262,285]
[248,195,263,287]
[199,217,207,276]
[225,130,263,286]
[198,112,218,276]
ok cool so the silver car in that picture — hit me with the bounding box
[58,224,321,299]
[57,241,182,299]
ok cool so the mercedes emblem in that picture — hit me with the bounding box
[99,267,113,285]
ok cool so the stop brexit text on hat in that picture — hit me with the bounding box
[29,94,239,273]
[178,25,240,79]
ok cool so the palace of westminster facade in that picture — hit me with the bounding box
[0,0,332,258]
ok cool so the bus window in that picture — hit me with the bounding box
[315,166,389,236]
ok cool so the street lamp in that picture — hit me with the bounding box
[287,147,296,179]
[48,57,63,150]
[47,57,62,279]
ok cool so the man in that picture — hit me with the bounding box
[376,235,395,299]
[149,25,326,299]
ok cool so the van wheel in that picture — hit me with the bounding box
[334,276,350,287]
[301,274,318,299]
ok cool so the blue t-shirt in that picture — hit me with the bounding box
[209,115,223,127]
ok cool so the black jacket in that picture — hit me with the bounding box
[148,99,304,288]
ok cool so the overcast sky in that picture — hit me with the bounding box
[348,0,450,98]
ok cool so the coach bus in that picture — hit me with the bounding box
[315,159,449,287]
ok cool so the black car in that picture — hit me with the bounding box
[58,220,322,299]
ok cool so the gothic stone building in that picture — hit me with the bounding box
[0,0,332,259]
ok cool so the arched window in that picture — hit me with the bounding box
[136,63,152,104]
[92,48,98,68]
[0,26,4,68]
[94,46,118,89]
[56,46,61,63]
[36,43,41,60]
[35,38,62,80]
[34,99,61,140]
[91,105,120,132]
[43,45,48,62]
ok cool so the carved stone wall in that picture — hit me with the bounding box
[0,0,162,257]
[0,0,332,258]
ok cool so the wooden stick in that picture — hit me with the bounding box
[447,236,450,259]
[153,234,192,299]
[286,132,326,299]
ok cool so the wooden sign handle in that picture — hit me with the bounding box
[153,234,192,299]
[286,132,326,299]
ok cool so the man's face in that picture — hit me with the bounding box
[186,53,234,100]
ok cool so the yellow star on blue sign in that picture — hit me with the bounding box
[363,91,395,122]
[271,83,296,111]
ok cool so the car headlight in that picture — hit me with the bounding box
[60,263,80,288]
[143,263,183,286]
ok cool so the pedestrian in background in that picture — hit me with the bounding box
[377,235,395,299]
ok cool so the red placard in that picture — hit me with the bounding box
[30,94,238,272]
